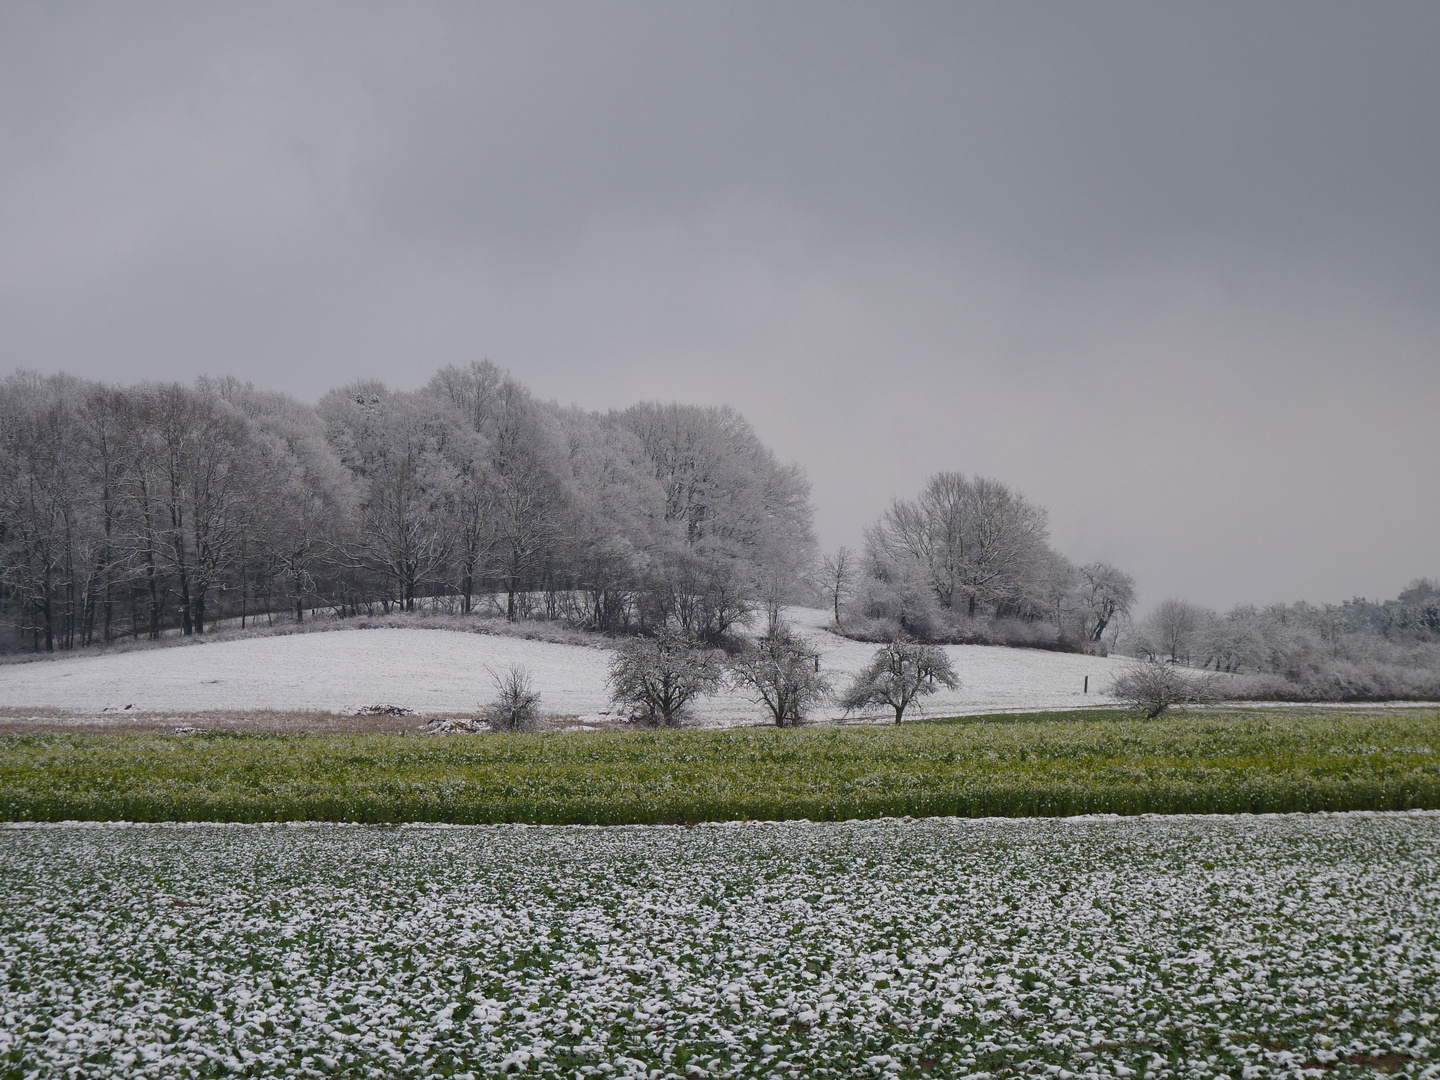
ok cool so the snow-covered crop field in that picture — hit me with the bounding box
[0,607,1130,725]
[3,813,1437,1080]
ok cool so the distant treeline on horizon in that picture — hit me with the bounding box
[2,364,1434,705]
[0,364,1138,656]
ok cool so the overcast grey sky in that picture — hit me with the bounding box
[2,2,1437,612]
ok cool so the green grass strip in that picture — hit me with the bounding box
[2,707,1438,824]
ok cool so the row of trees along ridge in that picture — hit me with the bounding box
[0,364,814,652]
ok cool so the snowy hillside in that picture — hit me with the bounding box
[0,607,1130,724]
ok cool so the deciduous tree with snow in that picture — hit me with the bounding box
[819,546,855,626]
[1078,561,1137,647]
[607,628,724,727]
[1141,597,1209,664]
[840,640,959,724]
[728,622,832,726]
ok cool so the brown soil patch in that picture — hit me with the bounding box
[0,706,637,736]
[0,705,428,734]
[1344,1053,1411,1072]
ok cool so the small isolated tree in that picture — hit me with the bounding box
[482,664,542,731]
[1108,661,1216,720]
[608,628,724,727]
[840,640,959,724]
[819,546,855,625]
[729,623,832,727]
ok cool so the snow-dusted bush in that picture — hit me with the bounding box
[482,664,542,731]
[1109,660,1216,719]
[1221,657,1440,703]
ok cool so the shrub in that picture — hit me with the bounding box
[1109,661,1215,719]
[482,665,542,731]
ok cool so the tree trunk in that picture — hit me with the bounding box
[41,565,55,653]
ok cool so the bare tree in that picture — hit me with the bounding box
[866,472,1050,619]
[482,664,542,731]
[1108,660,1215,719]
[819,546,855,625]
[1142,598,1209,664]
[321,386,457,613]
[1078,562,1137,646]
[840,640,959,724]
[0,373,85,651]
[954,476,1050,617]
[607,628,724,726]
[729,622,831,726]
[137,383,254,635]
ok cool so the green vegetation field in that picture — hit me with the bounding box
[2,708,1438,825]
[5,814,1439,1079]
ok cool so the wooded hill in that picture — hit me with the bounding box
[0,363,813,651]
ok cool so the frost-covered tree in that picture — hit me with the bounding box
[819,546,855,626]
[617,402,814,641]
[139,382,257,635]
[0,364,818,653]
[865,472,1050,619]
[1109,660,1215,719]
[1140,598,1210,664]
[729,622,831,726]
[607,628,724,726]
[551,405,672,631]
[320,384,460,612]
[1078,562,1137,645]
[219,382,357,625]
[839,640,959,724]
[426,362,574,620]
[853,542,943,638]
[0,373,87,650]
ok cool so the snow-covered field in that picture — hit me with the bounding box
[2,813,1437,1079]
[0,607,1129,724]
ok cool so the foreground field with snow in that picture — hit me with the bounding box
[2,813,1437,1079]
[0,607,1130,725]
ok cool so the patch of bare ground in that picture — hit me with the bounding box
[0,705,426,734]
[1342,1053,1412,1072]
[0,705,639,735]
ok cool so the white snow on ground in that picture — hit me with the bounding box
[0,606,1131,723]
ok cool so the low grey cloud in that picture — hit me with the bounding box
[1,1,1436,610]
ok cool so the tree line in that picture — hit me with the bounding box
[0,364,814,652]
[1129,582,1440,700]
